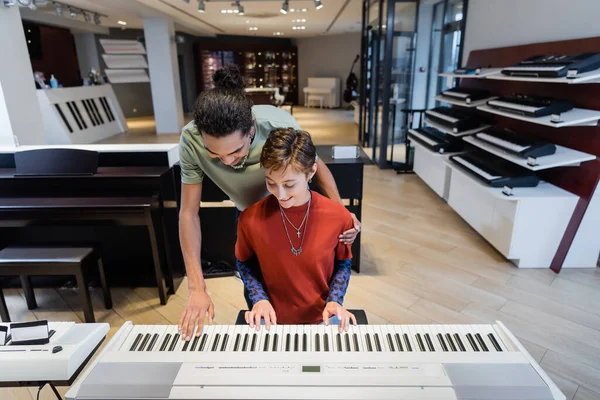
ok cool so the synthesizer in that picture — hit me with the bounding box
[474,128,557,159]
[408,127,464,154]
[425,107,484,132]
[501,53,600,78]
[0,321,109,383]
[486,95,573,117]
[440,87,491,104]
[66,322,565,400]
[450,150,540,188]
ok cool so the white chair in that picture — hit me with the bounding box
[307,94,325,109]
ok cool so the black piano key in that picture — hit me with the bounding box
[220,334,229,351]
[453,334,466,352]
[190,335,200,351]
[138,334,151,351]
[424,334,435,352]
[211,334,221,352]
[159,334,172,351]
[182,337,190,352]
[353,334,359,352]
[263,334,270,352]
[273,334,279,352]
[374,334,382,352]
[488,333,502,352]
[285,333,291,352]
[294,333,299,352]
[395,334,403,351]
[251,334,257,351]
[345,334,351,352]
[475,334,489,352]
[199,334,208,351]
[437,334,448,352]
[147,334,159,351]
[130,333,143,351]
[416,334,426,352]
[303,334,307,352]
[48,330,56,339]
[466,334,479,352]
[365,334,373,352]
[403,334,412,352]
[445,334,457,352]
[336,334,342,351]
[234,334,241,351]
[387,334,395,351]
[169,334,180,351]
[315,334,320,352]
[324,334,329,352]
[242,334,249,351]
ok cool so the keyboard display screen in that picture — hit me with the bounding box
[302,365,321,373]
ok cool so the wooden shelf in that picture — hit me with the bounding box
[476,105,600,128]
[408,130,463,157]
[486,69,600,84]
[435,95,497,108]
[424,118,491,137]
[463,136,596,171]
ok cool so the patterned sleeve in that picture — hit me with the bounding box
[326,258,352,305]
[236,257,269,306]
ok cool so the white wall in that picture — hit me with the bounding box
[296,33,362,107]
[463,0,600,64]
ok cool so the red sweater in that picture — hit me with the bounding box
[235,191,353,324]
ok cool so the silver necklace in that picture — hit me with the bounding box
[228,152,248,170]
[279,192,311,256]
[281,204,309,238]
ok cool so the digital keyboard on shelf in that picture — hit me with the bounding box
[440,87,491,104]
[66,322,565,400]
[0,321,109,383]
[453,66,479,75]
[425,107,484,132]
[408,127,464,154]
[486,95,573,117]
[475,128,557,159]
[501,53,600,78]
[450,150,540,188]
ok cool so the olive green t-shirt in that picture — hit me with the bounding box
[179,105,301,211]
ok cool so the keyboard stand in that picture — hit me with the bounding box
[39,382,63,400]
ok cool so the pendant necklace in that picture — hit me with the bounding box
[279,192,311,256]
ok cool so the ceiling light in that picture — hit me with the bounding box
[290,8,295,12]
[280,0,288,14]
[117,20,127,25]
[314,0,322,9]
[220,9,226,13]
[69,8,76,18]
[198,0,205,12]
[249,26,258,31]
[273,32,283,36]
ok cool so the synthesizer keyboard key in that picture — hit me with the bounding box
[199,334,208,351]
[353,333,360,352]
[233,334,241,351]
[130,333,143,351]
[220,334,229,352]
[190,335,200,352]
[345,334,351,352]
[416,334,426,352]
[242,334,250,352]
[365,334,373,352]
[315,334,320,351]
[294,333,299,352]
[475,333,488,352]
[138,333,151,351]
[445,333,457,352]
[263,334,270,352]
[250,334,257,352]
[169,334,180,351]
[437,334,448,352]
[466,334,479,352]
[303,333,307,352]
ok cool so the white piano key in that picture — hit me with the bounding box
[137,326,156,351]
[423,325,442,352]
[273,324,284,352]
[473,325,494,352]
[484,325,508,352]
[121,325,143,351]
[226,325,242,352]
[431,325,450,352]
[200,325,216,351]
[372,326,388,352]
[150,325,168,352]
[302,325,311,352]
[456,325,474,352]
[348,324,362,352]
[407,325,424,352]
[464,326,483,352]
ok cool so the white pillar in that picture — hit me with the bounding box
[143,17,184,134]
[0,6,45,145]
[73,32,102,80]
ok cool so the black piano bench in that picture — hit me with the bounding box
[0,247,112,323]
[235,309,369,325]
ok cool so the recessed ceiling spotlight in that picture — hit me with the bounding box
[314,0,323,10]
[273,32,283,36]
[117,20,127,26]
[249,26,258,31]
[280,0,289,14]
[198,0,205,12]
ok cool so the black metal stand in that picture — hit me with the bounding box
[38,382,62,400]
[394,108,428,174]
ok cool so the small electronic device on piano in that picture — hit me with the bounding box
[425,107,485,132]
[440,87,491,104]
[453,66,480,75]
[408,127,464,154]
[450,150,540,188]
[0,320,109,383]
[501,53,600,78]
[474,128,557,159]
[486,95,573,118]
[66,322,565,400]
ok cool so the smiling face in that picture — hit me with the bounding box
[202,127,254,167]
[265,163,317,208]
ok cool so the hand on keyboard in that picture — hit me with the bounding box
[322,302,357,333]
[179,289,215,341]
[246,300,277,331]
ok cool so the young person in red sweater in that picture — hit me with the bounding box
[235,128,357,332]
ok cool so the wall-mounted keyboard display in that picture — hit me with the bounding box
[441,87,492,104]
[425,107,487,132]
[486,95,573,118]
[450,150,540,188]
[501,53,600,78]
[408,127,464,154]
[474,128,557,159]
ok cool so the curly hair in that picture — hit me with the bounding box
[261,128,317,175]
[193,64,254,138]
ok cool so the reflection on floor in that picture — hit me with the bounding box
[98,106,359,146]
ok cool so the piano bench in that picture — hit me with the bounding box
[0,247,112,323]
[307,95,325,109]
[235,309,368,325]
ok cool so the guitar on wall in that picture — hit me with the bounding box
[343,54,360,104]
